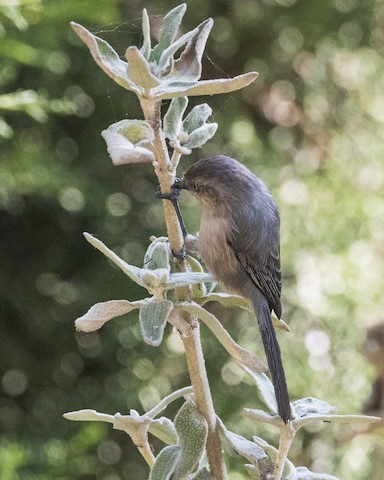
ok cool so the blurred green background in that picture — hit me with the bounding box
[1,0,384,478]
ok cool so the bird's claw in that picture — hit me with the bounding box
[172,244,187,260]
[155,179,189,242]
[155,179,181,201]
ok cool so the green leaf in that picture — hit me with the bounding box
[293,412,381,430]
[152,80,197,99]
[220,427,268,465]
[126,46,160,94]
[140,8,151,59]
[177,302,266,372]
[163,96,188,141]
[183,103,212,134]
[245,465,261,479]
[83,233,147,288]
[101,129,155,166]
[173,399,208,478]
[149,445,180,480]
[64,409,114,423]
[70,22,139,93]
[139,299,173,346]
[174,18,214,81]
[150,4,187,63]
[219,420,279,477]
[185,254,205,273]
[198,292,251,311]
[106,119,154,144]
[293,398,336,418]
[293,467,339,480]
[157,27,198,75]
[167,272,214,289]
[190,282,207,299]
[184,255,209,298]
[183,122,218,149]
[252,436,279,460]
[244,409,278,426]
[75,299,142,333]
[192,468,212,479]
[153,71,259,99]
[169,140,191,156]
[148,418,178,445]
[141,269,170,293]
[144,239,171,271]
[101,131,154,165]
[83,235,200,297]
[242,368,279,415]
[101,119,155,165]
[272,313,290,331]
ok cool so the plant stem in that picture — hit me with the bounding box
[183,321,228,479]
[130,427,156,467]
[274,422,295,480]
[141,96,227,479]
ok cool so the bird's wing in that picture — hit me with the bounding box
[227,236,282,318]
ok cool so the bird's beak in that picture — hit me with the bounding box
[172,178,188,190]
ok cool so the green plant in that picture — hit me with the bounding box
[64,5,379,479]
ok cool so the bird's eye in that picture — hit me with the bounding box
[191,183,199,191]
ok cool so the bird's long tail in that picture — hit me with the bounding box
[251,294,291,423]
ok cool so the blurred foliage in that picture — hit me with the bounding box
[1,0,384,478]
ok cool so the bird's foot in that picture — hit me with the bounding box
[171,245,187,260]
[155,180,181,201]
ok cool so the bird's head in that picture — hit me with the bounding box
[172,155,252,207]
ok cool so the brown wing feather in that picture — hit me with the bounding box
[227,239,282,318]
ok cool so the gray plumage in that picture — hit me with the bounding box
[176,155,290,423]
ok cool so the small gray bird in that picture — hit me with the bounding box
[173,155,291,423]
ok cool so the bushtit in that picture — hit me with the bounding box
[172,155,290,423]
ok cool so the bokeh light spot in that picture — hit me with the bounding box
[44,439,68,466]
[46,51,70,74]
[230,120,256,146]
[56,137,79,162]
[106,192,131,217]
[166,331,185,354]
[278,26,303,56]
[65,85,94,118]
[279,178,308,205]
[132,358,155,381]
[221,361,242,386]
[75,332,102,359]
[2,369,28,397]
[138,384,161,411]
[97,440,122,465]
[338,21,363,48]
[60,352,84,378]
[333,0,358,13]
[305,330,330,357]
[59,187,85,212]
[269,126,295,151]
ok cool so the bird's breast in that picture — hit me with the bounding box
[198,213,239,279]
